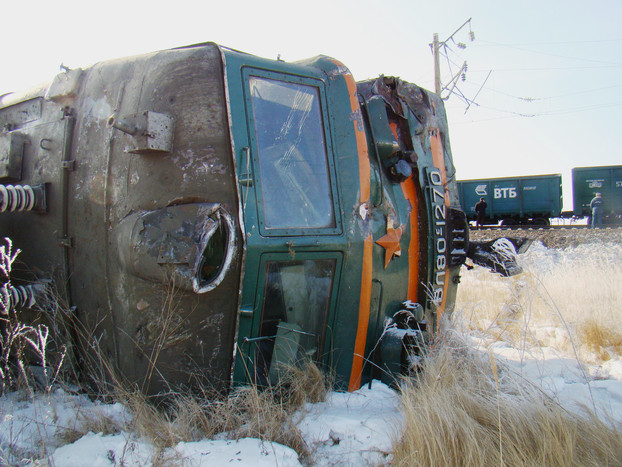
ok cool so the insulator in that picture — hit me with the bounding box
[0,184,38,213]
[1,281,50,314]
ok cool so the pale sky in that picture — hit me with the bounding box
[2,0,621,210]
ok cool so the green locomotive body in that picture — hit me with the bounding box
[0,43,509,394]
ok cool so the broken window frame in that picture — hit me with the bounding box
[242,68,342,237]
[243,251,343,384]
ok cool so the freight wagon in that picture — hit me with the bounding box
[458,175,562,226]
[572,165,622,222]
[0,43,521,394]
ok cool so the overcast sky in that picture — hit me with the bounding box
[2,0,621,210]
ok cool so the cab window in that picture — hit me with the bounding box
[248,76,336,230]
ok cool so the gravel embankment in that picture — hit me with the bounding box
[468,227,622,249]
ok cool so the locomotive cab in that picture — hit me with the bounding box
[222,48,470,389]
[0,43,515,394]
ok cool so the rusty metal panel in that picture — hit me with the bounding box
[64,44,242,393]
[0,132,26,181]
[0,98,42,129]
[0,43,243,394]
[108,111,174,154]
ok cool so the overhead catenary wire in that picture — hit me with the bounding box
[475,38,622,46]
[464,70,492,114]
[449,100,622,124]
[474,39,622,67]
[454,70,622,118]
[445,40,622,116]
[471,83,622,102]
[431,22,622,119]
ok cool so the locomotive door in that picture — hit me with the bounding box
[232,67,344,384]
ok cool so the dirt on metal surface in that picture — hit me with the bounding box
[469,227,622,249]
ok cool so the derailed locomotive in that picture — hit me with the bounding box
[0,43,521,394]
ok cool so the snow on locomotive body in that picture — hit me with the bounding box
[0,43,517,394]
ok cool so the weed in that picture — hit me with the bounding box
[393,329,622,466]
[0,238,67,396]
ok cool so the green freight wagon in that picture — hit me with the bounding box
[458,174,563,226]
[572,165,622,222]
[0,42,522,395]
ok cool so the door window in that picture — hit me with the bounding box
[254,258,336,384]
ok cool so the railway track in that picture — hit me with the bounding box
[477,224,622,231]
[469,225,622,249]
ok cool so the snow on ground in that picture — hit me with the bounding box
[0,383,401,466]
[296,382,400,466]
[1,241,621,465]
[51,434,301,466]
[471,336,622,425]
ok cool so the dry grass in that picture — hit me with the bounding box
[81,359,330,462]
[455,241,622,362]
[392,330,622,466]
[393,240,622,466]
[42,359,328,465]
[58,407,128,445]
[577,318,622,361]
[11,235,622,465]
[27,271,330,462]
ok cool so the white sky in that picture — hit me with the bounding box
[2,0,621,210]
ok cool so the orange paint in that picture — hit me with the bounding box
[400,178,420,302]
[348,234,373,392]
[376,224,405,269]
[389,121,419,302]
[334,60,371,205]
[329,59,373,392]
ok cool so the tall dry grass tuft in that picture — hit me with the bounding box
[278,359,332,408]
[577,318,622,361]
[392,330,622,466]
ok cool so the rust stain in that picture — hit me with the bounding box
[389,121,419,302]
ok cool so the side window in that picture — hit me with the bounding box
[254,258,336,384]
[248,76,336,231]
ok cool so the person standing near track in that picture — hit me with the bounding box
[590,192,604,228]
[475,197,487,229]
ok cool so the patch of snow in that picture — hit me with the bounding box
[297,381,400,466]
[169,438,301,466]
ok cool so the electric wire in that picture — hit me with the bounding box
[474,39,622,67]
[449,100,622,124]
[473,83,622,102]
